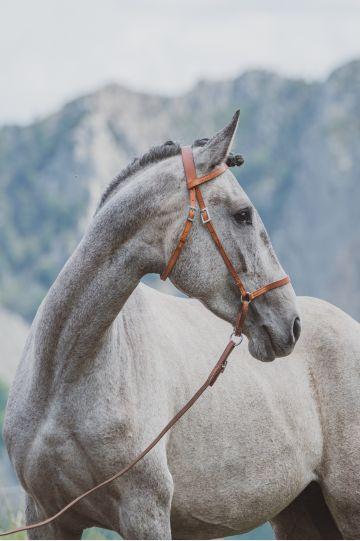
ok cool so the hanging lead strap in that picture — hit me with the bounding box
[0,329,244,538]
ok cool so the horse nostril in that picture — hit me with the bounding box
[292,317,301,343]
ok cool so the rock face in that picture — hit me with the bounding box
[0,60,359,321]
[0,308,29,385]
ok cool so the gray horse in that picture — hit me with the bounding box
[4,113,358,539]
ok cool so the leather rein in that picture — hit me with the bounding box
[0,146,289,537]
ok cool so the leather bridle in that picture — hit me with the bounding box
[0,146,290,537]
[161,146,290,353]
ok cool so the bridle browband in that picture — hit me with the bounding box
[0,147,290,537]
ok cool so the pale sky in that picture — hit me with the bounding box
[1,0,360,125]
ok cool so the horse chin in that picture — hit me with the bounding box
[248,335,277,363]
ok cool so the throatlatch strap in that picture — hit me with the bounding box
[160,186,196,281]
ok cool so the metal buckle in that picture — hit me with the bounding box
[230,332,243,346]
[200,207,211,224]
[187,206,197,222]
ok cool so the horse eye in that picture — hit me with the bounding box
[234,208,252,225]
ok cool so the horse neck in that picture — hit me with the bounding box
[29,167,169,384]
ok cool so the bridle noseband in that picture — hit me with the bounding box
[161,146,290,360]
[0,146,291,537]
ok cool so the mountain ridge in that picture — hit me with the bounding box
[0,59,359,320]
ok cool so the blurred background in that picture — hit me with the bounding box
[0,0,359,538]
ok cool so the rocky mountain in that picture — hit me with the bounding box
[0,60,359,321]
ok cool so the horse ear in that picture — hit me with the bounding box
[196,110,240,170]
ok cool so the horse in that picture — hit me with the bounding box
[5,111,348,539]
[115,284,358,539]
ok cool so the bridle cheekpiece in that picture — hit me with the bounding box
[161,145,290,364]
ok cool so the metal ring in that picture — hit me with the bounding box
[240,292,251,304]
[230,333,243,346]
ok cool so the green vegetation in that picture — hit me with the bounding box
[0,379,8,449]
[0,517,121,541]
[83,529,121,539]
[0,106,88,321]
